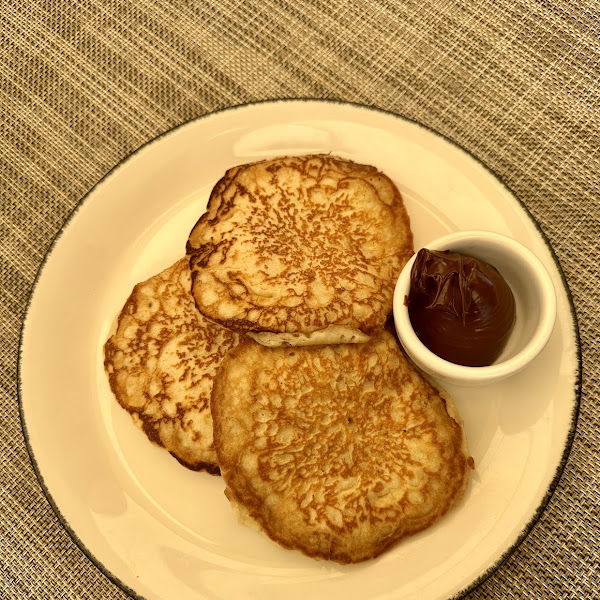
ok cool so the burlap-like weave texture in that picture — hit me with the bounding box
[1,1,598,598]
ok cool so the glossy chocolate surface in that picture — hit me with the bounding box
[408,248,516,367]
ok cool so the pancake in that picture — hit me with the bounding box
[104,258,239,473]
[211,328,473,563]
[187,154,413,347]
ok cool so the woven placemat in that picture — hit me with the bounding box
[1,1,598,598]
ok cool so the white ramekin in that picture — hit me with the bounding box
[393,231,556,386]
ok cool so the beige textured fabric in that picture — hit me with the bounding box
[1,1,598,598]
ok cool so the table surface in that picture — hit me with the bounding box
[2,1,598,599]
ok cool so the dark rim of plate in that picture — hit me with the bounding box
[17,98,582,600]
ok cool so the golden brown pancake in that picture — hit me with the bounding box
[211,328,472,563]
[187,154,413,347]
[104,258,239,473]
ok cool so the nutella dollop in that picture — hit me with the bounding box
[407,248,516,367]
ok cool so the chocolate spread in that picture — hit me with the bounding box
[407,248,516,367]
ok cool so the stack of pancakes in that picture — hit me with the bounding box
[105,154,473,564]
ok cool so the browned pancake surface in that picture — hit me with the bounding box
[104,258,239,473]
[187,154,413,346]
[211,329,472,563]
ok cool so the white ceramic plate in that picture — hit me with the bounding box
[19,100,580,600]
